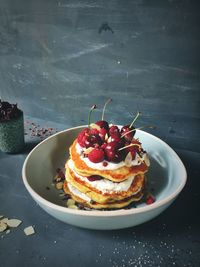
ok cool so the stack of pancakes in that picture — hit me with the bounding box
[64,139,150,209]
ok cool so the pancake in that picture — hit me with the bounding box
[63,180,144,209]
[70,140,149,182]
[62,118,151,210]
[65,159,145,204]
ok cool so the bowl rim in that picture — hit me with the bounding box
[22,125,187,218]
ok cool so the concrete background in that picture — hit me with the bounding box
[0,1,200,266]
[0,0,199,152]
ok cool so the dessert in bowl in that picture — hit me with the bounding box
[22,104,187,230]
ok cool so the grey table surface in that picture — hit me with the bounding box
[0,0,200,266]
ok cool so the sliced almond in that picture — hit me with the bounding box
[56,182,63,190]
[67,199,75,207]
[105,133,109,141]
[0,221,7,232]
[54,174,62,182]
[83,147,94,155]
[143,154,150,167]
[6,229,11,234]
[124,152,132,167]
[7,219,22,228]
[0,215,4,219]
[24,226,35,236]
[107,136,112,143]
[1,217,9,224]
[90,123,101,131]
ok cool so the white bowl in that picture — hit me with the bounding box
[22,126,187,230]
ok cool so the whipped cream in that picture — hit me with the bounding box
[68,159,136,194]
[67,183,91,202]
[76,142,147,171]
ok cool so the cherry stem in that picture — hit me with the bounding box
[118,143,141,151]
[88,105,97,128]
[121,125,156,138]
[102,98,112,121]
[129,111,141,128]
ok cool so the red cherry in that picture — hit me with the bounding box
[104,141,123,163]
[95,120,109,131]
[106,150,122,163]
[77,128,90,146]
[99,128,107,140]
[88,148,105,163]
[109,134,121,143]
[90,128,99,135]
[125,141,140,158]
[126,147,137,158]
[89,134,102,146]
[109,125,120,136]
[121,125,135,141]
[81,134,102,148]
[82,135,92,148]
[101,143,107,150]
[105,140,119,150]
[78,135,89,147]
[108,134,125,148]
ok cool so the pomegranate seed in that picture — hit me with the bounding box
[103,161,108,167]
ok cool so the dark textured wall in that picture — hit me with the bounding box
[0,0,199,152]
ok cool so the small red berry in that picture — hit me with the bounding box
[88,148,105,163]
[146,195,155,205]
[102,161,108,167]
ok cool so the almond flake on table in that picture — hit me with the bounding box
[0,221,7,232]
[56,181,64,190]
[1,217,9,224]
[7,219,22,228]
[24,226,35,236]
[66,199,75,207]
